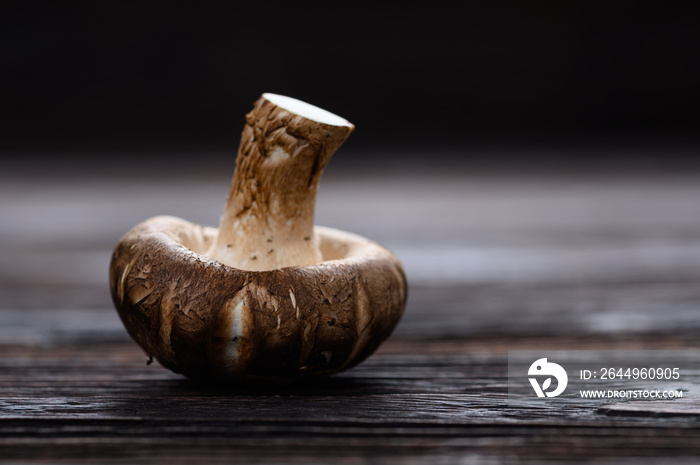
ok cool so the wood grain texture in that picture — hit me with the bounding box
[2,165,700,463]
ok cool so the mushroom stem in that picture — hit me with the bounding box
[208,93,354,271]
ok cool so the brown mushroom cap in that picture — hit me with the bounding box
[109,215,407,381]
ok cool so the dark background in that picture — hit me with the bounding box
[2,2,699,165]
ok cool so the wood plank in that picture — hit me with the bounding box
[0,335,699,424]
[2,338,700,463]
[3,170,700,463]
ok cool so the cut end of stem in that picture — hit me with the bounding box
[262,93,354,129]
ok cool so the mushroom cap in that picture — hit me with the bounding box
[109,216,407,382]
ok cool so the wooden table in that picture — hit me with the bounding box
[2,158,700,463]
